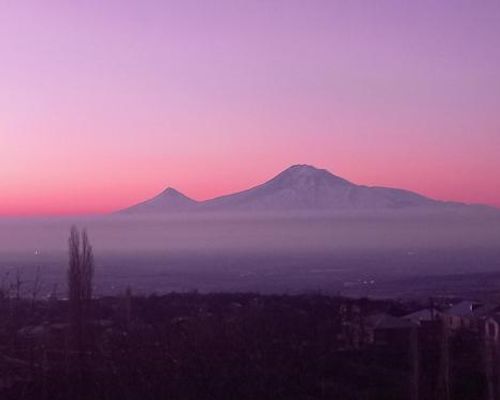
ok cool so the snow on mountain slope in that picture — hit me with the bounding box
[199,165,438,211]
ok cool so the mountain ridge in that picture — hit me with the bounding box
[117,165,493,215]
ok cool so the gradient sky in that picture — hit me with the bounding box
[1,0,500,215]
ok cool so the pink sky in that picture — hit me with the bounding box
[1,1,499,215]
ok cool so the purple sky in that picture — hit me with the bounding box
[1,1,499,215]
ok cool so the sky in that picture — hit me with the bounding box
[1,0,499,215]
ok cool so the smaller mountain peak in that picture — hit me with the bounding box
[160,187,186,197]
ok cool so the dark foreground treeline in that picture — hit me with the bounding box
[0,291,487,400]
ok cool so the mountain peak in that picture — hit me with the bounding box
[275,164,351,186]
[285,164,322,173]
[288,164,318,169]
[160,187,186,197]
[118,186,197,214]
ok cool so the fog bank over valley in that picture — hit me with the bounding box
[0,211,499,298]
[0,212,499,254]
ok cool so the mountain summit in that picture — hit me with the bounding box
[119,187,198,214]
[268,164,352,188]
[117,164,482,214]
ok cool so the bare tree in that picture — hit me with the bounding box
[68,226,82,355]
[81,229,94,303]
[67,226,94,353]
[68,227,94,305]
[68,226,81,306]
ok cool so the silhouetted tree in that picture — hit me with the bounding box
[67,226,95,398]
[68,226,81,305]
[67,226,94,351]
[68,227,94,306]
[68,226,82,350]
[81,230,94,302]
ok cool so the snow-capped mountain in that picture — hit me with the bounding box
[117,164,483,214]
[199,164,439,211]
